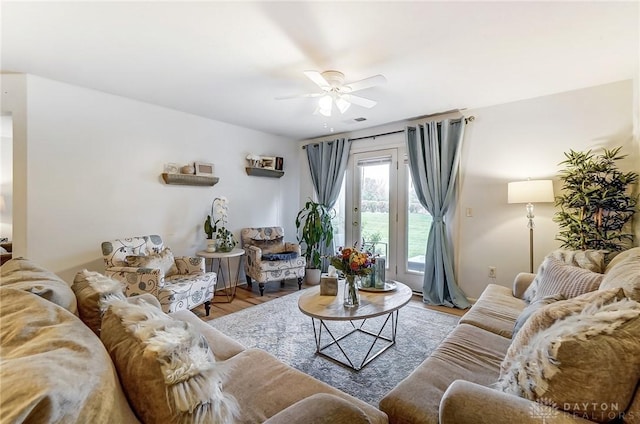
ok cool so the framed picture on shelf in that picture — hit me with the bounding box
[260,156,276,170]
[275,157,284,171]
[194,162,215,176]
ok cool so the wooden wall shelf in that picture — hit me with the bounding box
[161,173,219,186]
[245,167,284,178]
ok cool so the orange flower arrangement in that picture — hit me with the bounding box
[330,245,375,277]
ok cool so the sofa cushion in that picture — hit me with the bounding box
[222,348,387,424]
[171,309,246,361]
[524,249,606,302]
[379,323,511,424]
[528,257,603,303]
[263,393,374,424]
[100,297,239,424]
[502,287,626,373]
[125,247,178,277]
[0,257,78,314]
[262,251,298,261]
[512,293,565,338]
[458,284,526,338]
[72,270,127,335]
[600,247,640,301]
[497,299,640,423]
[0,287,139,424]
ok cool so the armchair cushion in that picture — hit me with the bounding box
[251,237,285,255]
[262,251,298,261]
[125,247,178,278]
[100,297,239,424]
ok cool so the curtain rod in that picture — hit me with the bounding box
[348,115,475,142]
[303,115,475,147]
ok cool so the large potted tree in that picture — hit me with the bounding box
[554,147,638,252]
[295,199,335,284]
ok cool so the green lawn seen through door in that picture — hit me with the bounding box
[361,212,432,259]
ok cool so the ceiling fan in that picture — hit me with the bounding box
[276,70,386,117]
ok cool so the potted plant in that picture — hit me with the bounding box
[295,199,335,284]
[554,147,638,252]
[204,197,237,252]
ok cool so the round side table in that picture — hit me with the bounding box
[196,248,245,303]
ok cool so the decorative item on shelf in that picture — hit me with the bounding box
[246,154,261,168]
[275,157,284,171]
[164,163,180,174]
[320,266,338,296]
[203,196,237,253]
[195,162,215,176]
[330,244,376,308]
[181,164,195,175]
[260,156,276,170]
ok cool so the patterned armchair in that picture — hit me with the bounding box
[101,234,215,315]
[241,227,306,296]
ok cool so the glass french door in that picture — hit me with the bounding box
[342,148,430,292]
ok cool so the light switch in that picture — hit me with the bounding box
[466,208,473,217]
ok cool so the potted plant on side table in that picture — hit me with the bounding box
[295,199,335,285]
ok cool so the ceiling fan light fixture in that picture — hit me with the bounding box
[335,96,351,114]
[318,94,333,117]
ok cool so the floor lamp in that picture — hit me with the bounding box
[508,180,555,273]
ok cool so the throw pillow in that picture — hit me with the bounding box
[100,298,239,424]
[512,294,566,339]
[497,298,640,423]
[502,287,626,373]
[126,247,178,278]
[600,248,640,302]
[72,270,126,335]
[523,249,606,302]
[529,257,603,304]
[251,236,284,255]
[262,251,298,261]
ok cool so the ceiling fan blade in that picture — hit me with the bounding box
[275,93,323,100]
[348,94,377,108]
[304,70,331,90]
[343,75,386,93]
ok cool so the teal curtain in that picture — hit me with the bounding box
[406,119,470,309]
[305,138,351,270]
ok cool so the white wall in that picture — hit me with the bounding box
[8,75,299,282]
[459,80,635,298]
[298,80,636,300]
[0,115,13,240]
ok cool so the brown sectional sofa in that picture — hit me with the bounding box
[0,258,387,424]
[380,247,640,424]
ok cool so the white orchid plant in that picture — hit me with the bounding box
[204,197,237,251]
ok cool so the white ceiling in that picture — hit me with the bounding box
[2,1,638,140]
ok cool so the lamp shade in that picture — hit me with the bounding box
[508,180,554,204]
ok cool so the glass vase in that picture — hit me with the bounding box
[343,275,360,308]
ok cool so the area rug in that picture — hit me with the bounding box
[209,289,459,406]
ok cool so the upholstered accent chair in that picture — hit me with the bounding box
[101,235,215,315]
[241,227,306,296]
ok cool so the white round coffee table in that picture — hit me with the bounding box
[298,280,412,371]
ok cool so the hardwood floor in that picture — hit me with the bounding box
[194,280,467,321]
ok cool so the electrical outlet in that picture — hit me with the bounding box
[488,266,497,278]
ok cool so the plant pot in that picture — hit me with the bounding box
[305,268,322,285]
[206,239,217,253]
